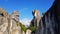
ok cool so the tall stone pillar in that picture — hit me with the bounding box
[0,8,9,34]
[9,11,21,34]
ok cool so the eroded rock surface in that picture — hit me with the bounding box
[0,8,21,34]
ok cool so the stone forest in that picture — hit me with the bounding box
[0,0,59,34]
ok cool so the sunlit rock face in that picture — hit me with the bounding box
[26,29,32,34]
[9,11,21,34]
[31,10,41,27]
[0,8,9,34]
[0,8,21,34]
[30,10,41,34]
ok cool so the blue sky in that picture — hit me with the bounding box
[0,0,54,23]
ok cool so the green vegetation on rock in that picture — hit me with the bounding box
[16,22,37,32]
[16,22,26,32]
[28,25,36,32]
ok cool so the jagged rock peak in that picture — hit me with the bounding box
[32,9,40,19]
[12,10,19,16]
[0,8,8,17]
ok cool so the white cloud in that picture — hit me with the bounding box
[20,18,31,27]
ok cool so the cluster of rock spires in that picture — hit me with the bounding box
[0,8,32,34]
[0,8,22,34]
[0,0,59,34]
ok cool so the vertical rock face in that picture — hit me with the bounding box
[39,0,59,34]
[0,8,21,34]
[9,11,21,34]
[31,10,41,27]
[0,8,9,34]
[31,10,41,34]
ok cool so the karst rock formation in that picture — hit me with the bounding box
[0,8,21,34]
